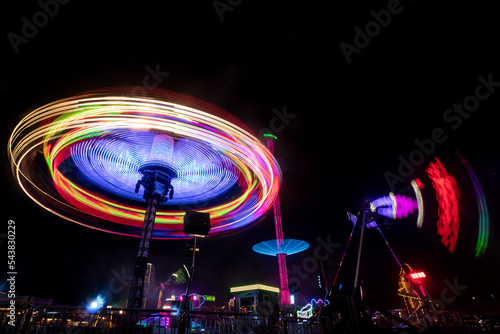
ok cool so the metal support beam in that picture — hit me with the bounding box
[265,134,290,311]
[128,166,174,309]
[178,236,198,333]
[127,194,160,309]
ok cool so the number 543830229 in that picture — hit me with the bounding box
[7,220,15,270]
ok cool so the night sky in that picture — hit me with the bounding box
[1,0,500,313]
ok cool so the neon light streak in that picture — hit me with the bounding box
[189,293,205,309]
[411,179,424,229]
[8,88,281,239]
[297,299,329,319]
[389,192,397,219]
[393,193,418,219]
[372,193,418,220]
[310,298,330,306]
[371,196,393,210]
[398,292,421,300]
[456,151,490,257]
[297,304,313,319]
[426,158,461,253]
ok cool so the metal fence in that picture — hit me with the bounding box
[0,306,321,334]
[3,305,495,333]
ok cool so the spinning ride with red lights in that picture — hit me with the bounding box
[8,88,281,308]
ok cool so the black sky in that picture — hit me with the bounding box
[1,1,500,312]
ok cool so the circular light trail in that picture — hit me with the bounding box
[253,239,309,256]
[426,157,460,253]
[8,88,281,239]
[456,151,489,257]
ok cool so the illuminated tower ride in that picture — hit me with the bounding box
[263,133,291,310]
[252,239,309,306]
[8,88,281,311]
[128,134,177,308]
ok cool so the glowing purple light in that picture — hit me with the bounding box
[371,193,418,219]
[371,196,393,209]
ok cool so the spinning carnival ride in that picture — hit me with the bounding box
[8,87,281,308]
[329,152,492,331]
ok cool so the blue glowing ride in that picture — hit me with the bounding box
[252,239,309,256]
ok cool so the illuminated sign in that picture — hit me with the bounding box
[204,295,216,302]
[230,284,279,293]
[409,271,426,280]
